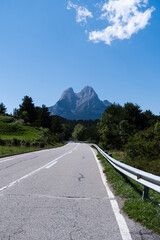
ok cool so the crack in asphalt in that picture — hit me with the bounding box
[78,173,85,182]
[0,193,115,201]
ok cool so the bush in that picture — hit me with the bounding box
[39,141,45,148]
[0,138,4,146]
[31,140,40,147]
[124,126,160,175]
[125,127,160,160]
[24,140,31,147]
[11,138,21,146]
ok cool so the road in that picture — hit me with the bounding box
[0,143,159,240]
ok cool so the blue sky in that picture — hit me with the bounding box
[0,0,160,115]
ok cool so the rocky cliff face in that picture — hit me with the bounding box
[48,86,112,120]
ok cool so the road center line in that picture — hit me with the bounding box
[45,161,57,169]
[90,147,132,240]
[0,144,78,193]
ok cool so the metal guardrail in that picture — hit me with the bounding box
[92,144,160,197]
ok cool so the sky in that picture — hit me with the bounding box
[0,0,160,115]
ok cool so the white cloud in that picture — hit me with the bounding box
[89,0,155,45]
[67,1,93,24]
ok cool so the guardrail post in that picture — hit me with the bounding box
[142,186,149,199]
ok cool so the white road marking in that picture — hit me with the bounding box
[0,144,78,193]
[45,161,57,169]
[90,148,114,199]
[90,147,132,240]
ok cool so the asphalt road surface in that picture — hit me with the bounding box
[0,143,159,240]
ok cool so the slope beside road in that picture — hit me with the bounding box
[0,143,159,240]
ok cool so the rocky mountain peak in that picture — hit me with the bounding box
[49,86,112,120]
[79,86,97,98]
[60,87,75,101]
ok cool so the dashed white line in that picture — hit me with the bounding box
[0,144,79,193]
[45,161,57,169]
[90,147,132,240]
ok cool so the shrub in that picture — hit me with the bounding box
[24,140,31,147]
[11,138,21,146]
[39,141,45,148]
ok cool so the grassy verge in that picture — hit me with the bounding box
[97,152,160,235]
[0,143,64,157]
[112,150,160,176]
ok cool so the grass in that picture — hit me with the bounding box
[112,150,160,176]
[0,146,42,156]
[0,116,47,149]
[0,115,14,123]
[0,121,41,140]
[0,143,65,157]
[97,152,160,235]
[0,115,65,156]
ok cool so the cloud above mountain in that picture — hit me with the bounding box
[67,0,155,45]
[67,1,93,24]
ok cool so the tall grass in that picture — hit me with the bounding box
[0,143,64,157]
[0,122,41,140]
[0,115,59,155]
[0,146,41,156]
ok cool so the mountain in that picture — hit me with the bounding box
[48,86,112,120]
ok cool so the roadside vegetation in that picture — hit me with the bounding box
[0,99,65,156]
[97,103,160,176]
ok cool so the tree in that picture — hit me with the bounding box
[97,103,147,150]
[13,108,18,117]
[123,103,143,132]
[97,104,123,149]
[18,96,36,124]
[143,110,155,128]
[72,124,86,141]
[35,105,51,128]
[0,103,7,114]
[119,120,130,144]
[51,116,63,134]
[62,123,72,140]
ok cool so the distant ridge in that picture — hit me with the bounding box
[48,86,112,120]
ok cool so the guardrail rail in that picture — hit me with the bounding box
[92,144,160,198]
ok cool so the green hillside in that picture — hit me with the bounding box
[0,116,41,140]
[0,115,56,156]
